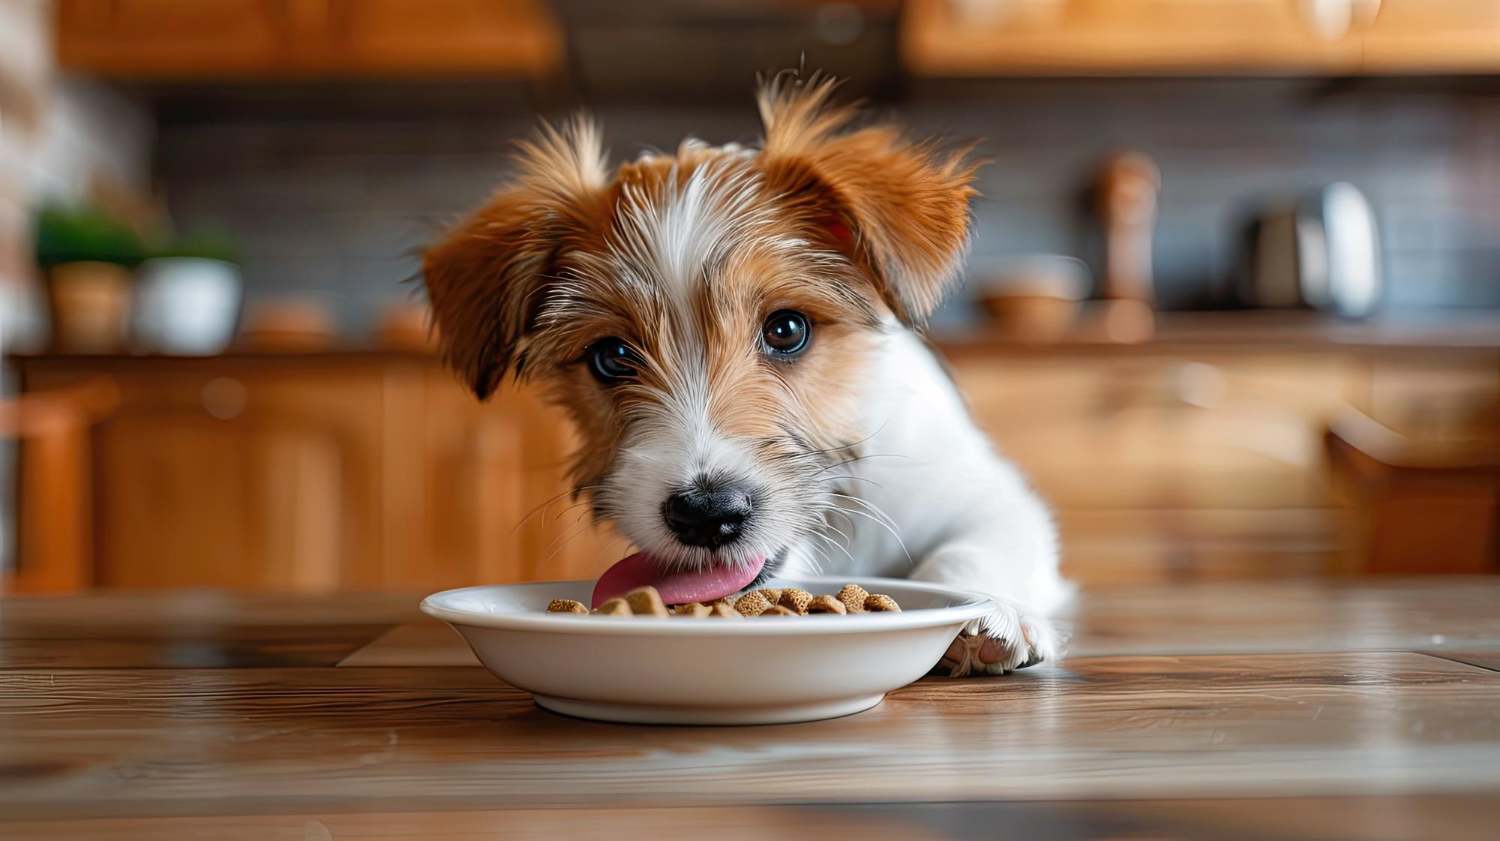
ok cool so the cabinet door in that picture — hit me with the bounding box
[90,371,382,591]
[1358,0,1500,72]
[56,0,293,77]
[904,0,1363,75]
[56,0,559,78]
[317,0,560,75]
[950,352,1354,582]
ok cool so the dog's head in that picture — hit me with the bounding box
[424,75,977,593]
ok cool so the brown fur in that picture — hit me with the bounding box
[423,74,979,563]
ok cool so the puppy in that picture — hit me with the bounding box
[423,74,1068,674]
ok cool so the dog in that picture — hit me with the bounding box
[423,74,1068,674]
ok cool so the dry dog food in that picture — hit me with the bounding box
[806,594,846,614]
[546,585,900,618]
[836,584,869,614]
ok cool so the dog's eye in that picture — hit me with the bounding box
[761,310,810,357]
[586,338,643,383]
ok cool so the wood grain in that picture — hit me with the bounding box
[0,652,1495,819]
[2,581,1497,835]
[1066,578,1500,657]
[0,625,389,669]
[5,795,1497,841]
[1425,651,1500,672]
[0,590,424,635]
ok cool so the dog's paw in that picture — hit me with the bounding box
[938,602,1061,677]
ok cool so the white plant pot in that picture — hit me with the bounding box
[132,257,243,355]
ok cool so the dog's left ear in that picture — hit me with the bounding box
[757,75,980,326]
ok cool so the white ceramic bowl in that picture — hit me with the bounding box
[420,577,993,725]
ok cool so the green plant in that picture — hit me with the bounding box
[33,205,146,272]
[150,229,240,264]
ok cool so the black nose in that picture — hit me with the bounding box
[662,483,753,549]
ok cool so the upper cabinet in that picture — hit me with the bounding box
[57,0,290,76]
[1358,0,1500,71]
[55,0,561,79]
[903,0,1500,76]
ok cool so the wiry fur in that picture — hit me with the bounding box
[424,73,1067,673]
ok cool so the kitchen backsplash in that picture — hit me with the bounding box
[154,78,1500,336]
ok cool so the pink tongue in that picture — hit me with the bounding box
[591,552,766,608]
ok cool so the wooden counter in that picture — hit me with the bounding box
[0,578,1497,838]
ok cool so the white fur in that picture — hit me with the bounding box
[781,326,1071,672]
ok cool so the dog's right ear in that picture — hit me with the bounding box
[423,118,608,399]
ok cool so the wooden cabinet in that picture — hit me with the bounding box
[13,330,1497,593]
[1358,0,1500,72]
[318,0,561,76]
[946,339,1499,583]
[57,0,300,76]
[904,0,1363,76]
[15,353,618,593]
[950,351,1357,583]
[903,0,1500,76]
[55,0,561,79]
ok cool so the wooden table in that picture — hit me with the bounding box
[2,579,1498,839]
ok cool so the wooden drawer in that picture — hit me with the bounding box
[951,352,1357,510]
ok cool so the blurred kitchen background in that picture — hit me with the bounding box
[1,0,1496,594]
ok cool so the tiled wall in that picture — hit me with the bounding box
[156,78,1500,336]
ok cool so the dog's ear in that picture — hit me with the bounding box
[423,118,608,399]
[756,74,980,326]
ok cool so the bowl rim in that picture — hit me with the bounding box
[419,576,995,637]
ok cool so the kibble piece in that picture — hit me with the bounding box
[671,603,713,618]
[547,599,589,614]
[758,605,798,617]
[753,588,783,607]
[735,591,773,616]
[708,603,743,618]
[592,598,631,616]
[623,586,670,617]
[805,594,847,614]
[837,584,869,614]
[778,588,813,614]
[864,593,902,612]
